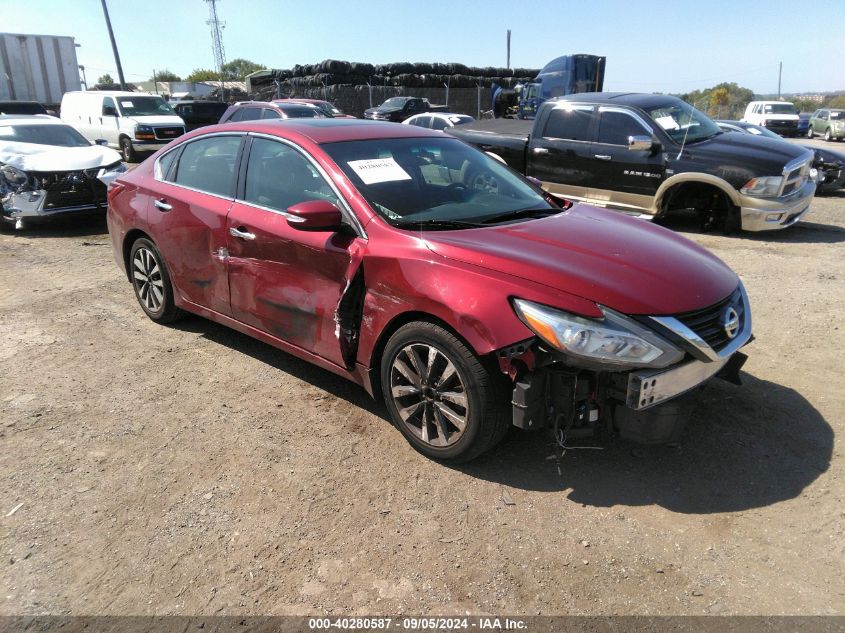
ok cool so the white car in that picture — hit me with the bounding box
[403,112,475,130]
[0,114,125,230]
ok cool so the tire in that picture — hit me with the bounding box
[380,322,510,462]
[824,128,832,142]
[807,126,814,139]
[120,136,137,162]
[466,167,500,195]
[129,237,183,323]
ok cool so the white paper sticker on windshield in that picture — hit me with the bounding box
[120,100,134,108]
[654,115,680,131]
[347,157,412,185]
[749,128,762,135]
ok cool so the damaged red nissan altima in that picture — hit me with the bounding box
[107,119,752,462]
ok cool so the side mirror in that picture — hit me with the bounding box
[103,106,117,116]
[94,138,108,146]
[286,199,344,232]
[627,135,654,151]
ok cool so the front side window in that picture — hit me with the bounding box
[431,117,449,130]
[243,137,338,212]
[543,106,594,141]
[322,137,558,229]
[596,111,649,145]
[238,108,262,122]
[173,136,241,197]
[102,97,117,115]
[411,116,432,128]
[261,109,282,119]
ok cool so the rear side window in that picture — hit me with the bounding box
[411,116,432,128]
[261,108,282,119]
[239,108,262,121]
[596,111,649,145]
[173,136,241,197]
[543,107,594,141]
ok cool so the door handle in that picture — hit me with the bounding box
[153,198,172,211]
[594,154,612,161]
[229,226,256,241]
[532,147,549,155]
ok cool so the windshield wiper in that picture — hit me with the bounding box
[393,219,486,230]
[480,207,560,224]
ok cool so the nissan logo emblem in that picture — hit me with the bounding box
[722,306,740,340]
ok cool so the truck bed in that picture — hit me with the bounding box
[446,118,532,173]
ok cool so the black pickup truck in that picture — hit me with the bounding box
[364,97,448,123]
[447,92,816,231]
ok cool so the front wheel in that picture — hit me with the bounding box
[120,137,137,162]
[129,237,183,323]
[824,128,832,142]
[380,322,509,462]
[807,126,814,139]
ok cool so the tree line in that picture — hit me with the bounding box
[96,58,265,86]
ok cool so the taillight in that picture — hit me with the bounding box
[107,181,126,204]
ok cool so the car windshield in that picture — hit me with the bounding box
[646,101,722,144]
[763,103,796,114]
[382,98,409,108]
[0,123,91,147]
[322,136,559,230]
[116,96,175,116]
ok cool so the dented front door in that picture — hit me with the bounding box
[226,137,361,367]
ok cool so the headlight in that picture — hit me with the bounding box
[741,176,783,197]
[1,165,28,185]
[512,299,683,369]
[833,121,844,130]
[135,125,155,140]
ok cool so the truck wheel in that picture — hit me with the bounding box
[120,137,138,162]
[380,322,510,462]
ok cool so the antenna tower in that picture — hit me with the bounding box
[204,0,226,99]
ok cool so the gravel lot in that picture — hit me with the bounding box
[1,139,843,616]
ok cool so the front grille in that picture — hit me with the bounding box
[36,170,107,210]
[154,126,184,140]
[780,159,811,196]
[674,287,744,352]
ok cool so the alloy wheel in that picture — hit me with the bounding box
[471,172,499,194]
[389,343,469,447]
[132,247,164,313]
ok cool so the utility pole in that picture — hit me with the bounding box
[506,30,511,70]
[205,0,227,102]
[100,0,126,90]
[777,61,782,99]
[152,69,158,94]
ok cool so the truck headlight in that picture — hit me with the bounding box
[512,299,683,369]
[741,176,783,197]
[135,125,155,140]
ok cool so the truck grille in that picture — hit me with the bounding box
[780,159,811,196]
[674,287,744,352]
[154,126,184,140]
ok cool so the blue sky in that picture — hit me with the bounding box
[3,0,843,95]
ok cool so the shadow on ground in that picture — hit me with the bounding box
[659,212,845,244]
[7,215,109,238]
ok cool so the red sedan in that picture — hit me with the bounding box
[107,119,752,461]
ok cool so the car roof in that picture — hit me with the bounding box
[174,100,226,105]
[0,114,66,125]
[551,92,682,109]
[409,112,472,120]
[192,119,444,144]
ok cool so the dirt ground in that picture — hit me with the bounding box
[1,140,844,617]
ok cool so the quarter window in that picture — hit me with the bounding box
[243,137,339,212]
[543,107,593,141]
[173,136,241,197]
[239,108,262,121]
[102,97,116,115]
[596,111,649,145]
[261,109,282,119]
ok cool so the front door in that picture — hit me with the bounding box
[226,136,361,367]
[588,107,665,213]
[147,134,244,315]
[99,96,121,147]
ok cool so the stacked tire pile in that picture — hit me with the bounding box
[248,59,538,118]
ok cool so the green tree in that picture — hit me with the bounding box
[680,82,755,120]
[97,73,114,85]
[152,69,181,82]
[221,58,265,80]
[185,68,219,82]
[709,86,730,118]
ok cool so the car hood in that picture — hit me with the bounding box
[423,204,738,316]
[0,141,123,171]
[125,115,185,126]
[682,132,814,180]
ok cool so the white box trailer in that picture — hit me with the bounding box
[0,32,82,105]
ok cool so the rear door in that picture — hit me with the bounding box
[226,135,362,366]
[147,134,244,315]
[527,103,597,201]
[588,106,665,212]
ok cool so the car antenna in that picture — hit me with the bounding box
[676,102,696,161]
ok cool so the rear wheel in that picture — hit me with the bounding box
[380,322,509,462]
[129,237,183,323]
